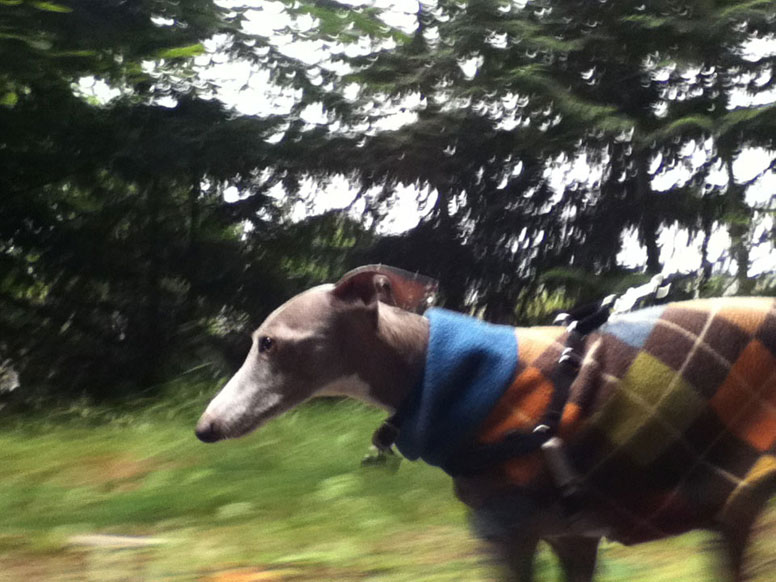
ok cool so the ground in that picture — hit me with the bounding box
[0,385,774,581]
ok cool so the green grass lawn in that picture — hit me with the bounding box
[0,383,774,581]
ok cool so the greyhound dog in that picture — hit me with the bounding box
[196,265,776,582]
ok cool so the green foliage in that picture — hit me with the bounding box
[1,395,774,580]
[1,0,774,401]
[156,43,205,59]
[326,0,776,318]
[29,1,71,13]
[0,0,376,399]
[0,91,17,106]
[0,398,479,579]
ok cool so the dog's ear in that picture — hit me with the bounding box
[333,265,438,313]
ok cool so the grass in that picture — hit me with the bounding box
[0,382,774,581]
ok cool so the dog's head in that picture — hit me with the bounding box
[195,265,437,443]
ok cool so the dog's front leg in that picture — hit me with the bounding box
[546,536,599,582]
[487,535,539,582]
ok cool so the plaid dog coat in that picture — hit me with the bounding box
[396,298,776,545]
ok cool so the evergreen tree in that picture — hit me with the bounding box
[322,0,776,318]
[2,0,774,400]
[0,0,377,398]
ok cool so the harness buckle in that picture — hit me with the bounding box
[541,436,586,514]
[558,347,582,371]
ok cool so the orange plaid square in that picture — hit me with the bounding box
[478,366,554,443]
[711,339,776,452]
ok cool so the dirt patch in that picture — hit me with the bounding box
[0,554,86,582]
[55,455,173,492]
[202,566,364,582]
[203,568,294,582]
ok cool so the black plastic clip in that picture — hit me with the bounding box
[558,346,582,371]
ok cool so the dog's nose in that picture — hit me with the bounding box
[195,416,222,443]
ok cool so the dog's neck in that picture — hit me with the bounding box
[342,304,429,413]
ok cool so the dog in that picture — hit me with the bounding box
[196,265,776,582]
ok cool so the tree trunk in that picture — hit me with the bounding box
[142,179,164,386]
[186,180,201,305]
[636,151,662,275]
[697,215,713,298]
[723,156,753,295]
[642,212,662,275]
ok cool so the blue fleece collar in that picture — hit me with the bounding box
[395,308,519,472]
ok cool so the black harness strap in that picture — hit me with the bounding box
[443,318,597,477]
[366,273,699,520]
[367,304,614,475]
[368,271,699,473]
[446,301,615,477]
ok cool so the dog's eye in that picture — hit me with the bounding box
[258,336,274,354]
